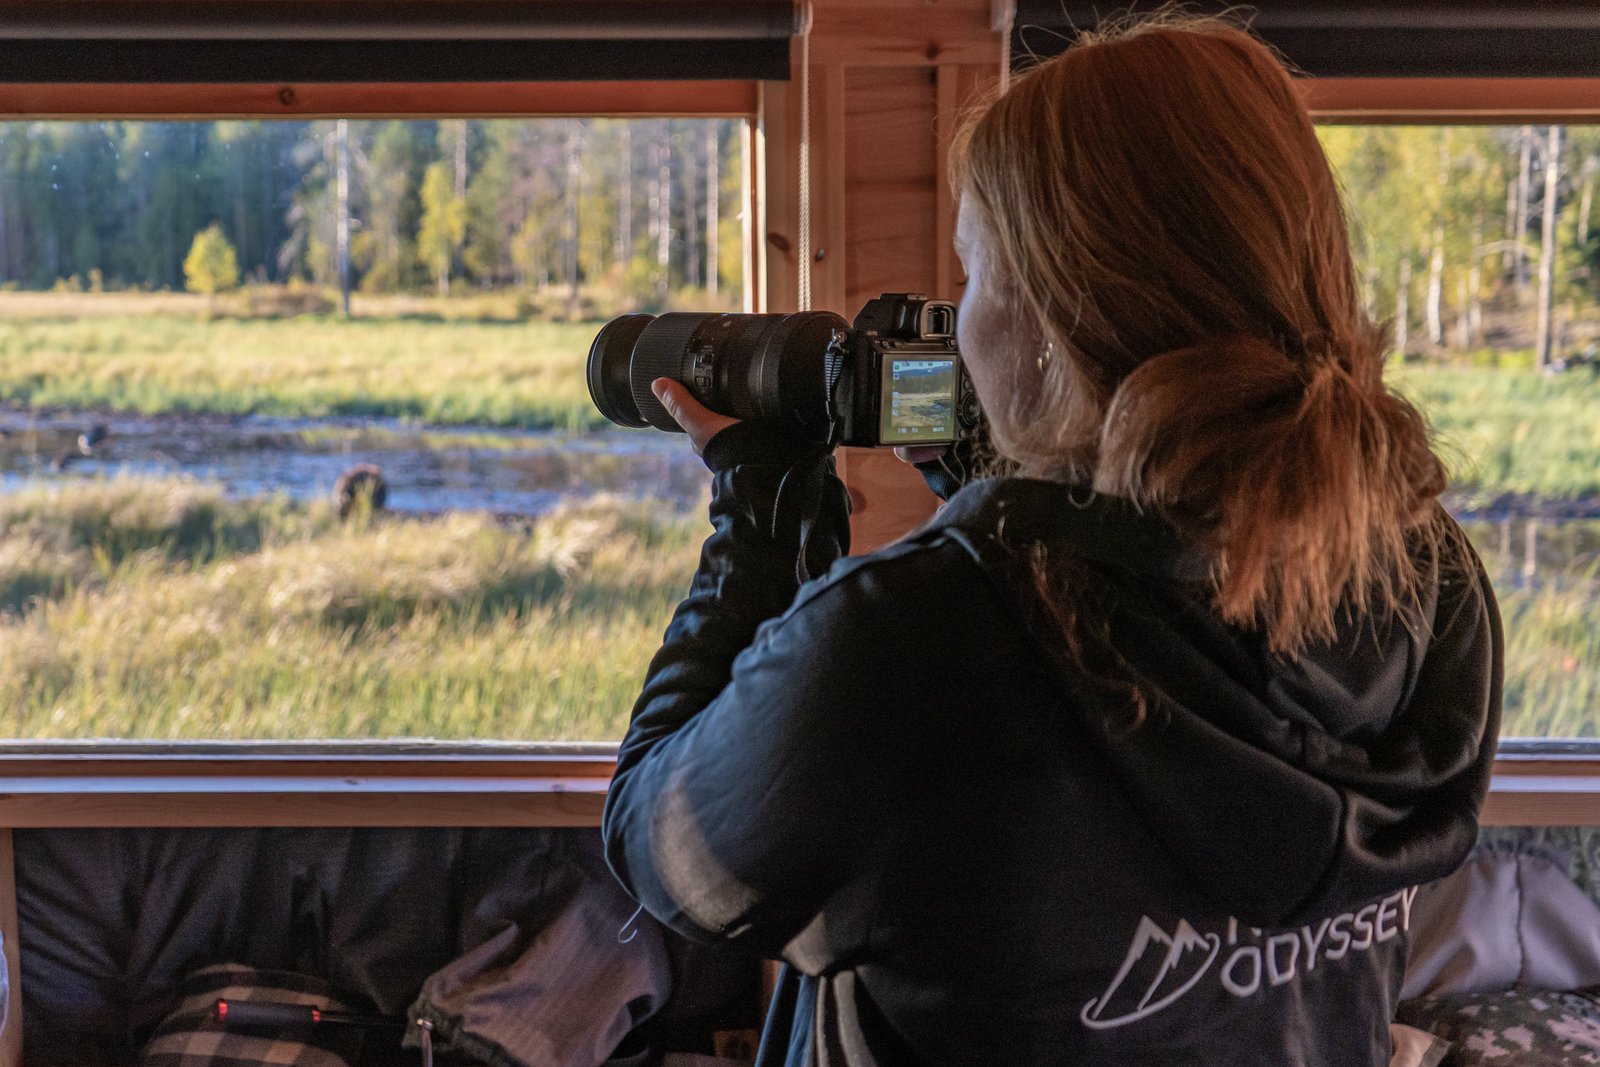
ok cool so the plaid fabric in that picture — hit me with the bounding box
[138,964,359,1067]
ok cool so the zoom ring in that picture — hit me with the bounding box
[630,313,715,432]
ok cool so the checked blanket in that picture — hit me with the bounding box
[138,964,361,1067]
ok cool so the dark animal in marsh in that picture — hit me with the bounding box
[333,463,388,520]
[77,423,109,454]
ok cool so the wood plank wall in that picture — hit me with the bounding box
[763,0,1000,553]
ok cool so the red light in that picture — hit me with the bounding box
[312,1008,322,1024]
[216,999,229,1021]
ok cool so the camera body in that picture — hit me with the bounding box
[828,294,979,448]
[586,292,981,448]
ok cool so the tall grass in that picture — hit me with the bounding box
[0,313,606,430]
[1390,361,1600,503]
[0,476,703,740]
[1477,544,1600,739]
[3,477,1596,740]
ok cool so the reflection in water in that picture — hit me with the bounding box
[1461,516,1600,585]
[3,408,1599,738]
[0,409,709,518]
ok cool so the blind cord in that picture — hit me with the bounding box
[797,1,813,311]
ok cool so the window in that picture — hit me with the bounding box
[0,116,746,742]
[1321,123,1600,740]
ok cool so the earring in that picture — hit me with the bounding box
[1036,340,1054,373]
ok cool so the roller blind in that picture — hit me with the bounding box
[1010,1,1600,77]
[0,0,798,81]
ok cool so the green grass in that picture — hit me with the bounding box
[1495,576,1600,739]
[2,298,1600,739]
[2,477,1594,741]
[1460,513,1600,742]
[0,313,608,430]
[0,476,703,740]
[1390,360,1600,503]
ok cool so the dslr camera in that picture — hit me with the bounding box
[586,293,981,448]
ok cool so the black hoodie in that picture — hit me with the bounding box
[603,424,1503,1067]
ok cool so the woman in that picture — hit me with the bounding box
[603,13,1502,1067]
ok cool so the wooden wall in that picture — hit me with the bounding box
[762,0,999,553]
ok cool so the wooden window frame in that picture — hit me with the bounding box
[0,58,1594,1067]
[0,75,1595,826]
[0,80,770,824]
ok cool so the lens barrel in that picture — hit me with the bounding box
[585,309,850,439]
[629,313,718,431]
[586,314,653,428]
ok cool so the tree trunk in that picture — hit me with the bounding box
[1516,124,1534,293]
[617,124,632,267]
[1536,124,1563,370]
[1467,206,1484,346]
[1580,166,1595,248]
[1427,137,1451,347]
[453,119,468,201]
[1396,258,1411,356]
[335,119,351,317]
[656,125,672,290]
[566,122,581,318]
[1504,172,1518,271]
[683,129,700,289]
[706,125,719,298]
[0,157,10,284]
[1426,225,1445,347]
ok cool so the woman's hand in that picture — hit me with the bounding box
[652,378,740,456]
[894,445,950,465]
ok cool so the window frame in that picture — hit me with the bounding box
[0,77,765,820]
[1304,77,1600,814]
[0,76,1593,825]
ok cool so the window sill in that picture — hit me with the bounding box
[0,739,1589,827]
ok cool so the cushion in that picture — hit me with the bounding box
[1404,845,1600,1000]
[1397,987,1600,1066]
[1389,1023,1451,1067]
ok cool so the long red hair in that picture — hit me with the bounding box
[953,13,1447,658]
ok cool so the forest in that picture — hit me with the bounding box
[1,121,1599,741]
[1320,124,1600,368]
[0,118,743,308]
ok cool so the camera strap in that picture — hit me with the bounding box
[773,446,842,585]
[772,329,850,584]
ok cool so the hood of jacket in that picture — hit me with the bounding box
[922,476,1503,929]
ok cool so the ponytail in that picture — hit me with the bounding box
[1094,337,1446,653]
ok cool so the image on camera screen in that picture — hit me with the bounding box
[879,359,957,444]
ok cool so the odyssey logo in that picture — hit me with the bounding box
[1080,886,1420,1030]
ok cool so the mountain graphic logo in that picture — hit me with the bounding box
[1080,916,1221,1030]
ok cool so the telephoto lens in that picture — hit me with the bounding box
[587,310,849,440]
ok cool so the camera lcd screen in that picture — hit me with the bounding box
[879,358,958,444]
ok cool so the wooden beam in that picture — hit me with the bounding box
[0,79,759,118]
[0,749,614,826]
[1481,755,1600,827]
[0,751,1583,827]
[0,784,606,828]
[810,0,995,66]
[1303,77,1600,122]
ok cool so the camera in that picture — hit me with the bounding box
[586,293,981,448]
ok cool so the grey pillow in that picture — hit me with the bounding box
[1404,845,1600,1000]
